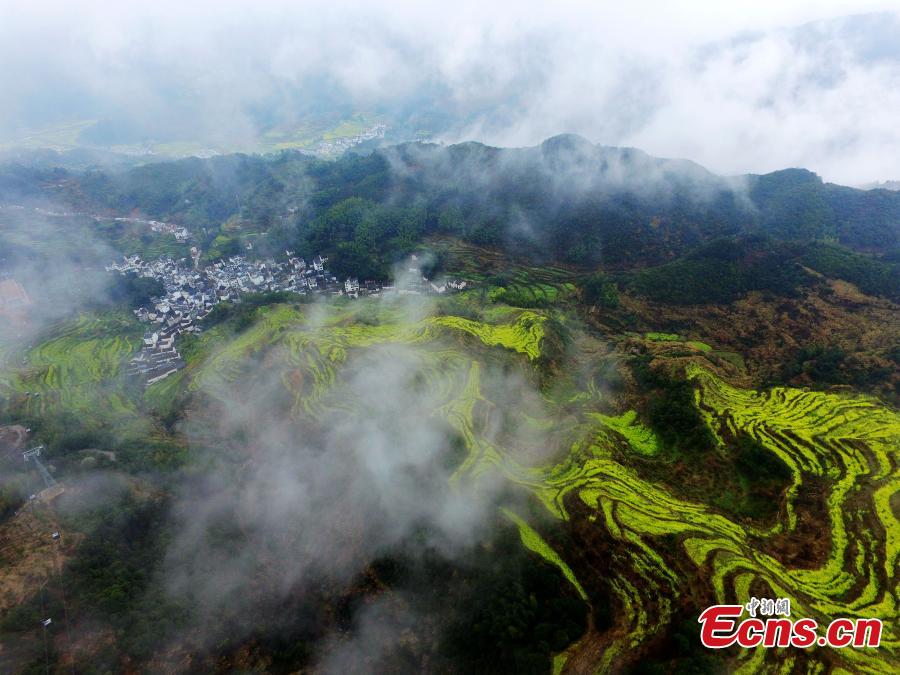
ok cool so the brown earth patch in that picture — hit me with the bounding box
[600,283,899,397]
[0,501,74,614]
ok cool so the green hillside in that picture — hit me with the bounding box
[1,138,898,673]
[3,137,900,275]
[3,282,896,673]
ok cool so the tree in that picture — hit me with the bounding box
[581,273,620,308]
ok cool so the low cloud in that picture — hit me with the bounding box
[0,2,898,183]
[0,204,118,347]
[158,292,550,652]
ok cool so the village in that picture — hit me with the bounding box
[312,123,389,157]
[107,250,466,386]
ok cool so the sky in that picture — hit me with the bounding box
[1,0,899,183]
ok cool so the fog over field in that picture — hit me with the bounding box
[1,1,899,183]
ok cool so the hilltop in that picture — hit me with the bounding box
[2,136,899,273]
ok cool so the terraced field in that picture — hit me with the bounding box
[503,366,899,673]
[436,239,582,291]
[163,302,548,412]
[3,292,896,673]
[154,298,898,673]
[0,313,145,433]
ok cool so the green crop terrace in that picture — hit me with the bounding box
[144,296,899,673]
[0,313,146,433]
[2,289,897,673]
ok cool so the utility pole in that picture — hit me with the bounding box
[39,582,51,675]
[23,446,57,489]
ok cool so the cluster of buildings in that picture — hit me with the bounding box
[399,254,468,296]
[313,123,388,157]
[107,252,370,385]
[106,256,209,385]
[108,248,470,386]
[143,218,190,242]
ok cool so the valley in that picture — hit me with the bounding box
[0,138,897,674]
[2,255,898,672]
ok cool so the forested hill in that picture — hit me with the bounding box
[1,135,898,271]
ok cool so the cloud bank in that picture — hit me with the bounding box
[1,3,898,182]
[156,290,558,661]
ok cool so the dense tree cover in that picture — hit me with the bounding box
[0,482,26,520]
[645,380,715,456]
[748,168,836,241]
[800,241,900,300]
[783,344,849,385]
[625,234,899,305]
[627,235,810,305]
[370,523,590,674]
[2,136,897,279]
[0,494,186,668]
[0,162,79,204]
[65,495,171,619]
[580,272,620,308]
[202,292,311,331]
[630,356,792,521]
[5,506,588,673]
[378,138,753,266]
[42,411,117,456]
[779,343,894,390]
[748,168,900,251]
[534,316,573,383]
[440,547,586,674]
[631,357,714,456]
[821,183,900,252]
[627,613,724,675]
[107,272,165,308]
[724,435,794,521]
[303,197,425,280]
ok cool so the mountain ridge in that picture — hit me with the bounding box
[1,136,898,272]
